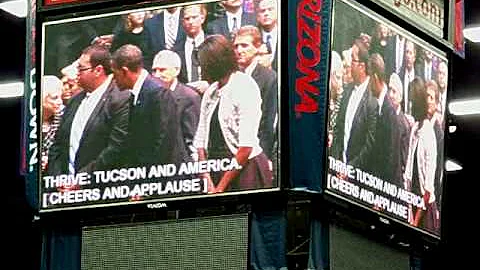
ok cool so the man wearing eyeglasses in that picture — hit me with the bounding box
[47,45,130,177]
[333,38,378,171]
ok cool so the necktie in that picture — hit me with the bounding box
[166,15,175,50]
[232,17,238,33]
[265,34,272,54]
[191,40,200,81]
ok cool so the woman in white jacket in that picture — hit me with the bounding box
[193,34,273,193]
[403,77,439,234]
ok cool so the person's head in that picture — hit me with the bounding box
[404,40,416,70]
[151,50,181,87]
[76,45,111,92]
[111,44,144,90]
[222,0,244,12]
[256,0,277,32]
[60,60,81,103]
[423,49,433,62]
[42,75,63,119]
[388,73,403,110]
[126,11,146,32]
[197,34,238,84]
[436,61,448,92]
[166,7,179,14]
[181,4,207,38]
[367,53,386,98]
[376,23,389,41]
[410,76,427,121]
[351,38,369,85]
[330,50,343,98]
[233,25,262,69]
[425,80,439,119]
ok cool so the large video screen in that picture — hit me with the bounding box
[39,0,281,212]
[326,0,448,238]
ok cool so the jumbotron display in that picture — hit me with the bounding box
[39,0,281,211]
[325,0,448,238]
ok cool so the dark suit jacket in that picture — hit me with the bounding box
[144,13,186,69]
[127,75,179,167]
[398,66,421,113]
[392,111,411,187]
[416,61,437,82]
[372,96,397,183]
[384,35,404,78]
[48,80,130,175]
[171,82,201,163]
[333,83,378,170]
[251,63,278,160]
[176,36,203,84]
[177,49,189,84]
[206,12,257,39]
[262,32,278,71]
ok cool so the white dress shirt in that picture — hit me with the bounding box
[163,9,181,48]
[185,31,205,82]
[130,69,149,105]
[69,75,112,174]
[395,36,405,74]
[343,77,370,162]
[262,25,278,58]
[226,10,242,33]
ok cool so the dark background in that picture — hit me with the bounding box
[1,0,479,268]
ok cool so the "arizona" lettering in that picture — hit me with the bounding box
[295,0,322,114]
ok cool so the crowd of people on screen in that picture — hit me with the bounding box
[41,0,279,194]
[328,19,446,234]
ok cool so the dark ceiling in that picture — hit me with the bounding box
[0,5,25,82]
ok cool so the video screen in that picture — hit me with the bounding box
[40,0,281,212]
[326,0,448,238]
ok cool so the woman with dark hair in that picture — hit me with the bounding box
[403,76,439,234]
[110,11,152,67]
[193,34,273,193]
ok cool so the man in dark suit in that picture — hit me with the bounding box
[383,33,405,78]
[151,50,201,163]
[176,4,207,84]
[368,53,398,183]
[398,40,420,115]
[47,45,130,175]
[111,44,179,168]
[233,25,277,161]
[416,49,437,83]
[388,73,412,187]
[255,0,278,71]
[144,7,186,57]
[207,0,256,40]
[333,38,378,170]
